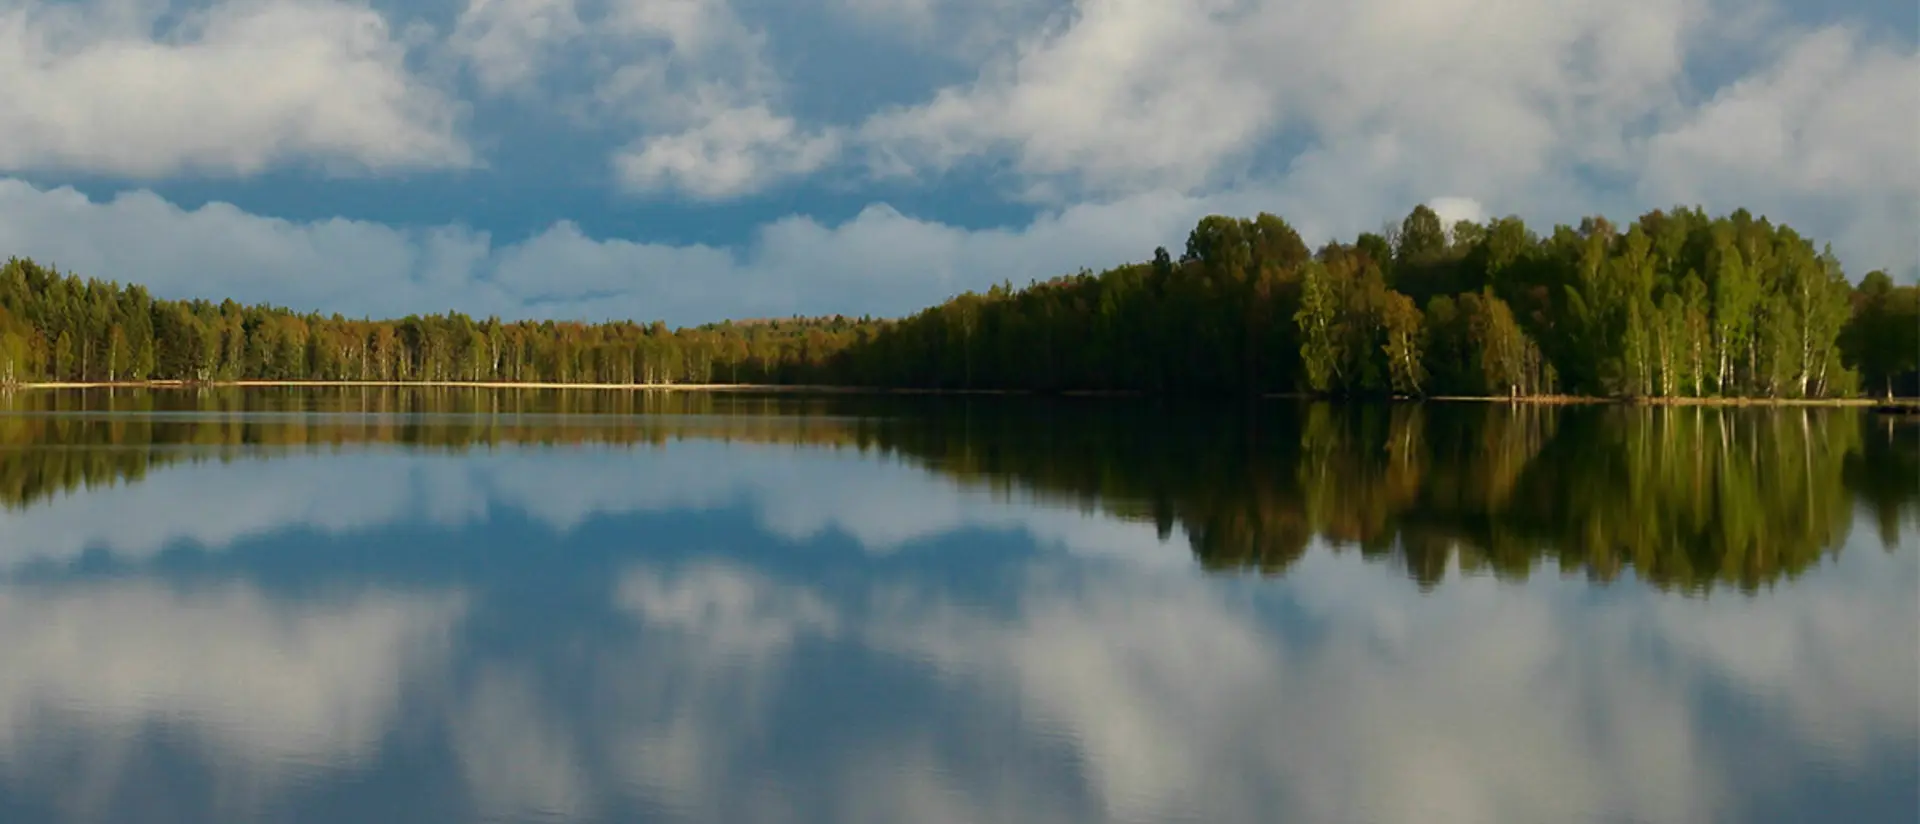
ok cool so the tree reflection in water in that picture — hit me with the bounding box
[0,387,1911,593]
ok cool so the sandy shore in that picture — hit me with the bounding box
[7,380,1036,396]
[15,380,853,392]
[1425,394,1920,408]
[7,380,1916,408]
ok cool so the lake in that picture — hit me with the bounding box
[0,388,1913,824]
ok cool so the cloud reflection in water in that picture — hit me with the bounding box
[0,436,1909,823]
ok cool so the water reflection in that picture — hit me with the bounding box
[0,582,465,822]
[1,388,1912,591]
[0,388,1911,823]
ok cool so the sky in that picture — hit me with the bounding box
[0,0,1914,326]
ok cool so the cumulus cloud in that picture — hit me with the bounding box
[449,0,585,94]
[0,0,470,177]
[613,104,841,199]
[448,0,837,198]
[857,0,1704,195]
[591,0,844,198]
[1428,196,1488,229]
[5,0,1916,311]
[486,0,769,114]
[1639,24,1920,278]
[860,0,1271,193]
[847,0,1915,277]
[0,177,1230,324]
[827,0,1063,61]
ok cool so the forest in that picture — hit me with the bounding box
[0,387,1910,593]
[1,205,1915,398]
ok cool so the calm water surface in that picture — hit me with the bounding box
[0,388,1914,824]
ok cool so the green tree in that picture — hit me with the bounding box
[53,330,74,381]
[1296,262,1342,392]
[1396,205,1447,267]
[1381,291,1425,395]
[107,324,129,382]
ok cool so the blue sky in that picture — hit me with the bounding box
[0,0,1913,325]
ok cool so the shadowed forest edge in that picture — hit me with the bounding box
[2,206,1916,398]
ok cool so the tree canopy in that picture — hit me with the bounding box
[2,205,1913,397]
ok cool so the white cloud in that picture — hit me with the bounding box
[1644,26,1916,195]
[828,0,1062,61]
[854,540,1918,824]
[734,450,1186,565]
[0,439,1186,571]
[33,513,1878,824]
[604,0,752,53]
[447,560,846,821]
[614,104,841,199]
[0,179,514,322]
[0,177,1226,324]
[449,0,585,94]
[860,0,1273,193]
[1428,196,1488,229]
[0,451,433,568]
[0,582,466,811]
[0,0,470,177]
[449,0,831,198]
[4,0,1916,317]
[617,561,841,656]
[849,0,1913,276]
[449,667,596,821]
[589,0,838,198]
[569,0,772,120]
[1639,24,1920,277]
[0,435,1908,821]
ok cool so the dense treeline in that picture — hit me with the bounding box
[1,387,1913,592]
[2,205,1914,397]
[0,257,861,387]
[830,207,1918,397]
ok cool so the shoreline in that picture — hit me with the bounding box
[1422,394,1920,409]
[14,380,873,393]
[4,380,1916,408]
